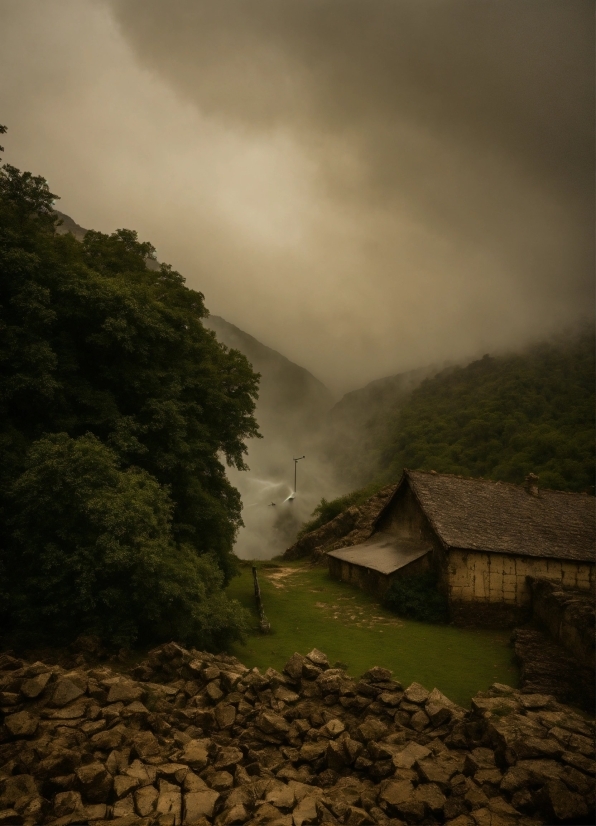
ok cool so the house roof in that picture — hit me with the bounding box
[377,470,595,563]
[326,532,431,575]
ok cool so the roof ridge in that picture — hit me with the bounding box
[406,468,590,498]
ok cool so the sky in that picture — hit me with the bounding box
[1,0,593,395]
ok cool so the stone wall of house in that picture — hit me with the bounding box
[446,550,594,609]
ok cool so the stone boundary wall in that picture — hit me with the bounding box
[527,577,595,672]
[0,643,594,825]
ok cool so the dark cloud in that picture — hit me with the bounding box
[2,1,593,394]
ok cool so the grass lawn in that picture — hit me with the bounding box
[226,560,518,708]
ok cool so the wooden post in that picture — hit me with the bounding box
[252,566,271,634]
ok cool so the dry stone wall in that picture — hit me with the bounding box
[0,643,594,826]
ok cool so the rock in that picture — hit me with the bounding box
[392,742,431,770]
[20,671,52,699]
[321,719,345,738]
[157,779,182,823]
[75,762,113,803]
[306,649,329,669]
[51,677,85,707]
[214,703,236,729]
[183,789,219,823]
[107,679,144,704]
[214,747,243,771]
[113,793,135,818]
[181,740,210,770]
[0,775,38,807]
[412,782,446,817]
[293,794,319,825]
[410,709,430,731]
[135,785,159,817]
[53,791,84,817]
[257,712,290,737]
[114,774,140,799]
[284,654,306,681]
[223,803,249,824]
[132,730,161,762]
[266,784,296,809]
[403,682,430,704]
[378,779,414,812]
[362,667,392,683]
[357,718,388,742]
[3,711,37,738]
[206,682,224,703]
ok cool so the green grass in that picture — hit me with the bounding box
[226,560,518,708]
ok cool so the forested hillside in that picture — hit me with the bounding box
[0,143,259,648]
[381,333,595,493]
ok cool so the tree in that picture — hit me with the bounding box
[0,157,259,646]
[6,433,248,648]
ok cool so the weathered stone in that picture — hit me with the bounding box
[306,649,329,668]
[392,742,431,770]
[135,785,159,817]
[215,703,236,729]
[183,789,219,826]
[284,654,306,681]
[132,730,161,762]
[3,711,37,738]
[214,746,243,771]
[157,779,182,823]
[53,790,83,817]
[75,761,113,803]
[113,792,136,818]
[403,682,430,704]
[223,803,249,824]
[1,775,38,807]
[410,709,430,731]
[257,712,290,737]
[357,717,388,742]
[299,741,326,762]
[90,726,125,751]
[275,687,300,704]
[114,774,140,799]
[125,759,157,787]
[413,782,446,817]
[51,678,85,708]
[20,671,52,699]
[181,739,210,770]
[266,784,295,809]
[206,682,224,702]
[362,667,392,683]
[107,679,144,704]
[211,771,233,792]
[293,794,319,826]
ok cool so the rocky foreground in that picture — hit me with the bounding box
[0,644,594,826]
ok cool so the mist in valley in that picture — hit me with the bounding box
[1,1,593,558]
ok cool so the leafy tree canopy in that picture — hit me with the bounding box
[381,334,595,493]
[0,145,260,647]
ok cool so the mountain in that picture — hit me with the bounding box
[380,331,595,493]
[315,367,434,488]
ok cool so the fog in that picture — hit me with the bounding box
[1,1,593,556]
[1,0,593,395]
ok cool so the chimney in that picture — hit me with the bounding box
[524,473,540,496]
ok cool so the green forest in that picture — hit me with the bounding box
[0,134,260,649]
[381,335,595,493]
[303,332,594,534]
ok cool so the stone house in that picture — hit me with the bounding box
[327,469,595,624]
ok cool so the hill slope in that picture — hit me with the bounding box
[381,331,595,493]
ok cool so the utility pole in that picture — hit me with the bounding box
[293,456,305,493]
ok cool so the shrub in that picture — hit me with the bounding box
[384,571,449,623]
[298,481,384,536]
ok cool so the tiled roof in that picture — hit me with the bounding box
[327,532,430,575]
[377,470,595,563]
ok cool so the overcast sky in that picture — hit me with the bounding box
[1,0,593,394]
